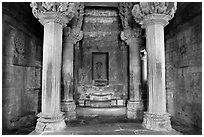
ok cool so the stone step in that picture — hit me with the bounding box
[76,107,127,117]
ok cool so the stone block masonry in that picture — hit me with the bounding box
[165,3,202,128]
[2,3,43,133]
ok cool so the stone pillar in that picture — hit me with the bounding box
[141,49,148,111]
[132,2,177,131]
[30,2,76,132]
[62,27,83,121]
[121,28,143,119]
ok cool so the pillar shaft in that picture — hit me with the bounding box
[61,38,76,121]
[146,24,166,114]
[62,40,74,102]
[128,38,141,101]
[42,22,63,114]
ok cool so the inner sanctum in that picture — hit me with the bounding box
[62,4,146,120]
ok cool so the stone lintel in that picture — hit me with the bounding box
[142,112,172,131]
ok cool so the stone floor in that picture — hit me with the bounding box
[24,116,202,135]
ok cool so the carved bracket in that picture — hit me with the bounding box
[118,2,133,30]
[63,3,84,44]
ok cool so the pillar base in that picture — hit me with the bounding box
[127,100,143,119]
[35,112,66,132]
[61,101,76,121]
[142,112,172,131]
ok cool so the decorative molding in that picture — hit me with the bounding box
[121,28,142,40]
[132,2,177,27]
[120,28,142,46]
[30,2,77,26]
[143,112,172,131]
[85,8,118,17]
[63,27,83,44]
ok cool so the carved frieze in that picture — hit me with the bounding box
[30,2,77,26]
[85,8,118,17]
[84,17,117,24]
[132,2,177,27]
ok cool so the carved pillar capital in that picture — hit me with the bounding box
[118,2,133,30]
[30,2,77,26]
[132,2,177,28]
[63,27,83,44]
[120,28,142,46]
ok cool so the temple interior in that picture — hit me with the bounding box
[2,2,202,135]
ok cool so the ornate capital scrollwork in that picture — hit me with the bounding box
[132,2,177,27]
[121,28,142,46]
[30,2,77,26]
[63,27,83,44]
[118,2,133,30]
[72,2,84,29]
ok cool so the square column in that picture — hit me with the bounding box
[121,29,143,119]
[30,2,76,132]
[132,2,177,131]
[62,27,83,121]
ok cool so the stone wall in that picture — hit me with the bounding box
[2,3,43,133]
[165,2,202,128]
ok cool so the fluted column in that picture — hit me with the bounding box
[132,2,177,131]
[62,27,83,121]
[30,2,76,132]
[121,28,143,119]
